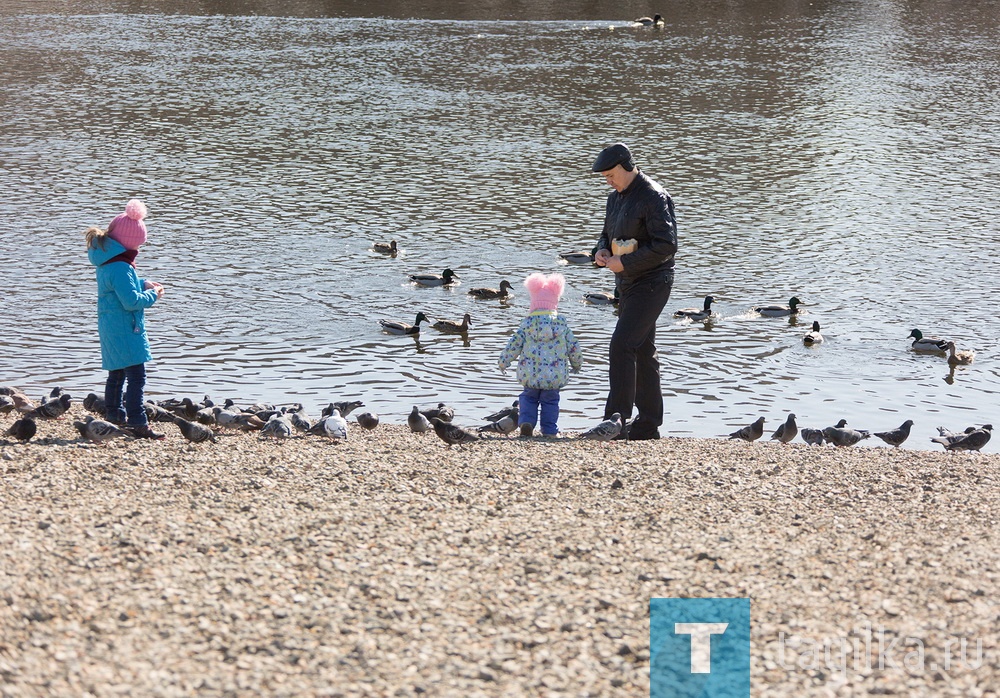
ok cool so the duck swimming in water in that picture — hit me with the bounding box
[634,13,664,26]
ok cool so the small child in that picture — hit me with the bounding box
[499,273,582,437]
[85,199,165,439]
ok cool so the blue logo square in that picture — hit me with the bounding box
[650,598,750,698]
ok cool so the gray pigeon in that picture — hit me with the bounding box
[729,417,765,442]
[770,413,798,443]
[29,393,72,420]
[74,415,129,445]
[874,420,914,448]
[82,392,107,417]
[324,400,364,418]
[483,399,519,423]
[308,409,348,440]
[407,405,430,433]
[936,425,978,439]
[145,401,177,423]
[260,414,293,441]
[172,416,217,444]
[5,416,37,442]
[356,412,380,430]
[288,409,312,433]
[0,395,15,414]
[421,402,455,423]
[822,426,871,447]
[579,413,623,441]
[800,427,825,446]
[430,417,478,446]
[478,412,518,436]
[931,424,992,452]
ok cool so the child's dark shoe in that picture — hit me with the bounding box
[129,424,165,440]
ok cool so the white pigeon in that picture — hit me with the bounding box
[308,409,348,440]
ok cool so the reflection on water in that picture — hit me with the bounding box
[1,2,998,449]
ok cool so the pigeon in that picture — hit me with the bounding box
[829,419,848,429]
[356,412,380,430]
[82,392,107,417]
[5,416,37,442]
[288,409,312,433]
[324,400,364,418]
[28,393,72,420]
[232,413,266,432]
[478,413,518,436]
[145,402,177,423]
[822,426,871,447]
[74,415,129,445]
[936,425,977,439]
[260,414,293,441]
[213,406,243,428]
[579,413,623,441]
[2,388,36,413]
[483,400,519,423]
[407,405,430,433]
[931,425,992,452]
[874,420,914,448]
[0,395,15,414]
[421,402,455,423]
[430,417,478,446]
[800,427,825,446]
[770,413,798,443]
[173,416,217,444]
[194,407,217,425]
[308,409,348,440]
[729,417,765,442]
[165,397,201,421]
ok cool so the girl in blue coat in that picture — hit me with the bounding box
[499,273,582,437]
[85,199,165,439]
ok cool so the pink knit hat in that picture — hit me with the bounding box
[106,199,148,250]
[525,272,565,312]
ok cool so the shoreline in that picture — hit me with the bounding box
[2,410,998,695]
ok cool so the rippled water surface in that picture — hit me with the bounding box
[1,1,998,449]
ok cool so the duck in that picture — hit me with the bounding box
[433,313,472,334]
[409,268,458,287]
[584,291,619,306]
[945,341,975,365]
[373,239,398,255]
[379,311,429,335]
[633,13,664,26]
[907,328,948,352]
[674,295,714,321]
[468,280,513,300]
[752,296,802,317]
[803,320,824,344]
[559,251,595,265]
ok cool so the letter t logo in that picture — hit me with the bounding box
[674,622,729,673]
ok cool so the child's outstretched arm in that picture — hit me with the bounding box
[498,328,526,372]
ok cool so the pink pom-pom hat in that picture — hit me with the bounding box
[106,198,148,250]
[524,272,565,312]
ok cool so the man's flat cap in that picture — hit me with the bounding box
[591,143,635,172]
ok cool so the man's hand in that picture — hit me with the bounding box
[605,255,624,273]
[594,248,612,267]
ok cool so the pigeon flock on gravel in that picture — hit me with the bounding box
[0,385,993,452]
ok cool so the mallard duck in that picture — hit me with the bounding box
[559,251,595,265]
[373,239,397,255]
[803,320,824,344]
[379,311,429,335]
[907,328,948,351]
[674,295,714,320]
[752,296,802,317]
[945,341,975,365]
[409,268,459,286]
[433,313,472,334]
[634,13,664,26]
[584,291,619,305]
[468,280,513,300]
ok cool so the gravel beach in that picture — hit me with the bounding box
[2,410,998,697]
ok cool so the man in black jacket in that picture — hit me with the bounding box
[592,143,677,440]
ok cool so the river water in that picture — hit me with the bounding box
[1,1,997,449]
